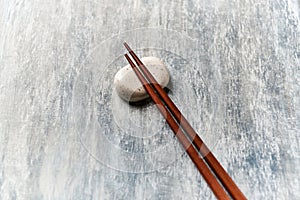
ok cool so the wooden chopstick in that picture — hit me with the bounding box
[124,54,230,199]
[124,43,247,200]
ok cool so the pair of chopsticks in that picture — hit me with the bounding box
[123,42,246,200]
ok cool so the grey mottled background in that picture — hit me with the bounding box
[0,0,300,199]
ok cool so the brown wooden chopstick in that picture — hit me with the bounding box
[124,54,230,199]
[124,43,247,200]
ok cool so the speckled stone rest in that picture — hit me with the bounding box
[114,57,170,102]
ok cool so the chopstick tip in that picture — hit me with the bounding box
[123,42,132,51]
[124,54,135,67]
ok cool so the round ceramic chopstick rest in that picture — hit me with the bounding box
[114,56,170,102]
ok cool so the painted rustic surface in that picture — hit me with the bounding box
[0,0,299,199]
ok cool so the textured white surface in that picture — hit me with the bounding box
[0,0,300,199]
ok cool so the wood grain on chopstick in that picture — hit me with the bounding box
[124,42,247,200]
[124,54,230,200]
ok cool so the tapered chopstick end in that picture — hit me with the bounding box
[123,42,132,52]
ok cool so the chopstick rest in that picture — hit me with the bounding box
[114,56,170,102]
